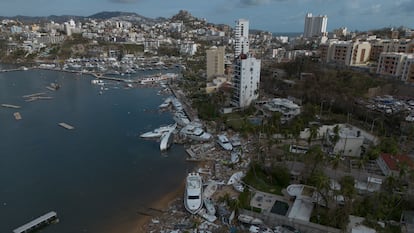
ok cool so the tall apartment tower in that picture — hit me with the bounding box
[206,46,225,80]
[232,19,261,108]
[304,13,328,38]
[234,19,250,57]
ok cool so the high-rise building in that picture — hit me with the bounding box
[206,46,225,80]
[304,13,328,38]
[234,19,249,57]
[231,54,261,108]
[231,19,261,108]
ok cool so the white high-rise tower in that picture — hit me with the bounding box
[304,13,328,38]
[232,19,261,108]
[234,19,249,57]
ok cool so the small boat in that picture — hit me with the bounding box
[227,171,245,185]
[238,214,263,225]
[140,123,177,138]
[160,131,174,151]
[230,150,240,164]
[158,97,172,109]
[203,181,218,198]
[217,134,233,151]
[184,172,203,214]
[204,197,216,216]
[198,208,217,222]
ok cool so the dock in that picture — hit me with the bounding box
[58,122,75,130]
[13,211,58,233]
[13,112,22,120]
[22,92,46,98]
[1,104,21,109]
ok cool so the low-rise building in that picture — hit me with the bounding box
[376,153,414,177]
[263,98,301,122]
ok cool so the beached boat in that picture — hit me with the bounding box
[173,111,190,126]
[184,172,203,214]
[217,134,233,151]
[203,181,218,198]
[198,208,217,222]
[227,171,245,192]
[230,150,241,164]
[160,131,174,151]
[158,97,172,109]
[180,124,212,142]
[140,123,177,138]
[227,171,244,185]
[204,197,216,216]
[237,214,263,225]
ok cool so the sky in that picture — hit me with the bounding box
[0,0,413,33]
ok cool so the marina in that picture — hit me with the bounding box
[0,68,193,233]
[13,211,58,233]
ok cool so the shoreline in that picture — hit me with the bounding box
[104,180,186,233]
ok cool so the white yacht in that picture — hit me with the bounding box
[173,111,190,126]
[140,123,177,138]
[160,131,174,151]
[158,97,172,109]
[217,134,233,151]
[180,124,212,142]
[184,173,203,214]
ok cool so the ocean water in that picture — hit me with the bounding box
[0,69,193,233]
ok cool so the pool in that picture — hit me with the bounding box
[270,200,289,216]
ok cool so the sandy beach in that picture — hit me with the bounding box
[103,181,186,233]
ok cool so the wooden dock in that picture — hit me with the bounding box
[58,122,75,130]
[1,104,21,109]
[13,211,58,233]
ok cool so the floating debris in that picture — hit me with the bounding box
[13,112,22,120]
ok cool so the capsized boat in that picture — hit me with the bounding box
[184,172,203,214]
[140,123,177,138]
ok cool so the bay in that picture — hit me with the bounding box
[0,69,192,233]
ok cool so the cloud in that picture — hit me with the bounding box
[110,0,140,3]
[398,0,414,13]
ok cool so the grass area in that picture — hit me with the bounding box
[243,163,290,195]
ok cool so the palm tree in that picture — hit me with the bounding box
[331,154,341,180]
[307,125,319,147]
[305,145,325,176]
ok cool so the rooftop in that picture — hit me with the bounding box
[380,153,414,171]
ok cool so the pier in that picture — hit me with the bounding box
[13,211,58,233]
[58,122,75,130]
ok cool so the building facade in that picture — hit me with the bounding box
[376,52,414,81]
[206,46,225,80]
[234,19,249,57]
[231,54,261,108]
[303,13,328,38]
